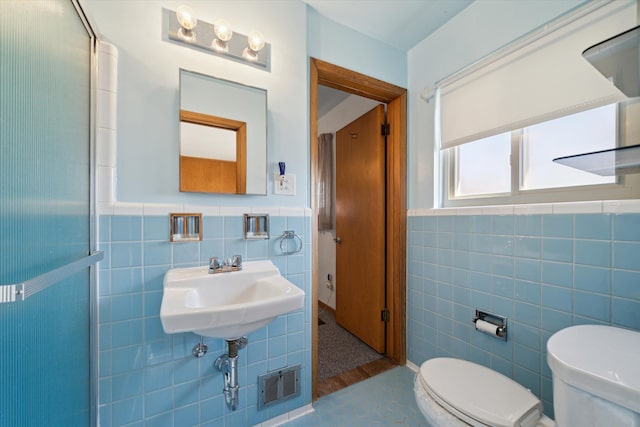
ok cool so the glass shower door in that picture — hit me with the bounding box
[0,1,96,426]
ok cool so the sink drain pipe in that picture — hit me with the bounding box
[214,337,248,411]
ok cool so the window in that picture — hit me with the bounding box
[520,104,616,190]
[430,1,638,207]
[453,133,511,198]
[444,103,629,206]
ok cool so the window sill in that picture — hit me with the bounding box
[409,199,640,216]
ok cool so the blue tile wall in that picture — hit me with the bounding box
[98,214,311,427]
[407,213,640,418]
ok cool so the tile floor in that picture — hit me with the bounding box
[286,366,429,426]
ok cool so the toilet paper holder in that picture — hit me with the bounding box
[473,310,508,341]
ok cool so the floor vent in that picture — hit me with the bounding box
[257,364,301,410]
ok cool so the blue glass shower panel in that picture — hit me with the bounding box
[0,1,92,426]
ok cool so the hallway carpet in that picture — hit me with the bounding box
[318,308,383,380]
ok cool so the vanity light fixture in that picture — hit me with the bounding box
[167,6,271,70]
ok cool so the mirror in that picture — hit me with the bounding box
[179,69,267,194]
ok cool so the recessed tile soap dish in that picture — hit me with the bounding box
[244,213,269,239]
[170,213,202,242]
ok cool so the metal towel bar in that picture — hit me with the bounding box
[279,230,302,255]
[0,251,104,303]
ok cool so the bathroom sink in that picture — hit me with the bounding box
[160,260,304,339]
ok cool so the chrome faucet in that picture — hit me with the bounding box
[209,255,243,274]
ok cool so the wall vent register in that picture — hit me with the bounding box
[257,365,301,410]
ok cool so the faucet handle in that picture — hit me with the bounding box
[231,254,242,270]
[209,257,221,270]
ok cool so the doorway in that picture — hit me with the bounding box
[316,98,387,394]
[310,58,407,400]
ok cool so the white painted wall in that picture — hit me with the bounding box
[82,0,407,209]
[84,0,593,214]
[407,0,586,209]
[317,94,382,309]
[307,7,407,88]
[317,231,337,308]
[84,0,308,206]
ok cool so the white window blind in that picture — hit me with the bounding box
[436,0,635,149]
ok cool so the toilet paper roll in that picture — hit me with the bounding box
[475,319,499,335]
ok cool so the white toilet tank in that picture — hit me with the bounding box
[547,325,640,427]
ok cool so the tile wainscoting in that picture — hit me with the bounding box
[97,206,311,427]
[407,207,640,418]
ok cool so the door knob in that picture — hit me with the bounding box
[333,237,342,244]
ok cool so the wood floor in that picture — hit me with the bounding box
[317,357,397,398]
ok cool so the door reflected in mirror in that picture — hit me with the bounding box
[179,110,247,193]
[179,69,267,194]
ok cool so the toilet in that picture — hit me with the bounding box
[414,325,640,427]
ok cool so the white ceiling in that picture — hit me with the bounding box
[303,0,473,51]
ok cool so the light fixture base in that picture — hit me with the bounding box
[166,8,271,71]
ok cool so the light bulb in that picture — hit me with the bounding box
[247,30,265,52]
[176,5,197,31]
[212,19,233,52]
[214,19,233,42]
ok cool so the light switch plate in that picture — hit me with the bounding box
[274,173,296,196]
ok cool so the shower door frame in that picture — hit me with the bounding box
[0,0,99,424]
[72,1,100,425]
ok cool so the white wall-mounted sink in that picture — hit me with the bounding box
[160,260,304,339]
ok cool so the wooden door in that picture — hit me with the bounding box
[335,104,386,353]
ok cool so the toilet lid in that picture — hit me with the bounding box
[419,358,542,427]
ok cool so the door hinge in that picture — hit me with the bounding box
[381,308,390,322]
[381,123,390,136]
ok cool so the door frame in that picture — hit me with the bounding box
[310,58,407,400]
